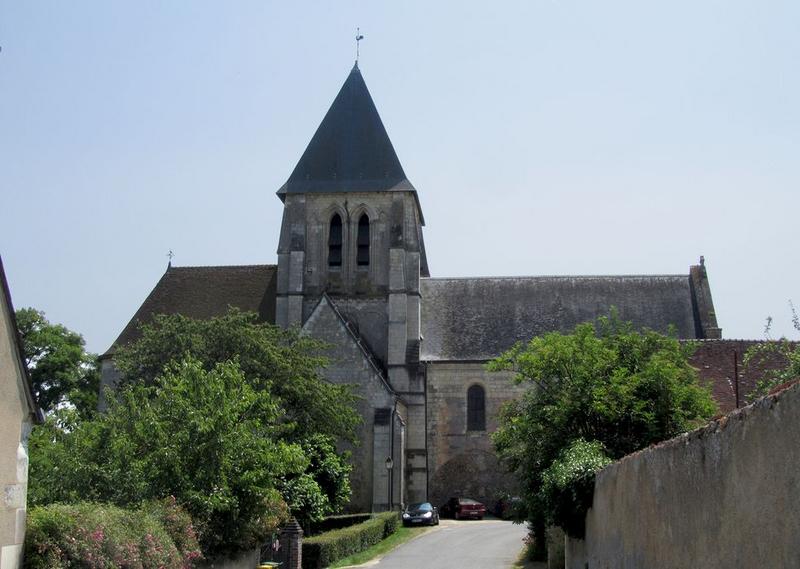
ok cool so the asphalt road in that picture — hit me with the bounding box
[363,518,528,569]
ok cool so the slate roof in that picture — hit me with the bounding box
[278,63,414,197]
[420,275,703,361]
[104,264,277,356]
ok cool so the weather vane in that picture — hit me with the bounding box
[356,28,364,63]
[167,249,174,267]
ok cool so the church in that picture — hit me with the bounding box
[100,62,735,513]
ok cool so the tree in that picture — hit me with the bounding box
[280,434,352,529]
[110,309,360,523]
[490,313,716,545]
[28,309,360,557]
[113,309,360,443]
[30,358,301,557]
[539,439,612,538]
[16,307,99,416]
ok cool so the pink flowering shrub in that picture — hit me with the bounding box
[25,501,201,568]
[143,497,202,564]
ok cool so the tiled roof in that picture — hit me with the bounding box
[420,274,701,361]
[104,264,277,356]
[687,339,796,413]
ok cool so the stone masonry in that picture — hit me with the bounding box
[425,363,527,507]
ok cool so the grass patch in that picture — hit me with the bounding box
[329,525,432,568]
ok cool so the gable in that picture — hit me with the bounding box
[302,294,395,398]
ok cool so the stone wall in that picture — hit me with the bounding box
[425,362,527,508]
[566,382,800,569]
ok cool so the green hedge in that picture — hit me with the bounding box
[308,513,372,536]
[302,511,399,569]
[25,499,201,569]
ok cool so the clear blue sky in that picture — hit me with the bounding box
[1,1,798,353]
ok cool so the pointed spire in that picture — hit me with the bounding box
[277,65,414,197]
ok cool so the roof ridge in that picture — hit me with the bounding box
[422,274,689,281]
[169,264,276,271]
[685,338,799,344]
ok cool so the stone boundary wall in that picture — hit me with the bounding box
[566,382,800,569]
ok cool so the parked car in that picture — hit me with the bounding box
[402,502,440,526]
[440,497,487,520]
[492,496,522,520]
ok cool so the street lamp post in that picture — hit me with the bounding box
[385,457,394,511]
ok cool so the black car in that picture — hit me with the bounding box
[402,502,440,526]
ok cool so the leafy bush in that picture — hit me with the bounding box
[302,512,399,569]
[142,497,201,562]
[24,501,201,569]
[540,440,612,538]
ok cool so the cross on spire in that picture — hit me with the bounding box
[355,28,364,63]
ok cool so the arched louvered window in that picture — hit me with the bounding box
[329,214,343,267]
[357,213,370,266]
[467,384,486,431]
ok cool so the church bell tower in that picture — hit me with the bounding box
[275,63,430,506]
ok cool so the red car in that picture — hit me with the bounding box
[441,497,487,520]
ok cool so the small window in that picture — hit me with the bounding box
[357,213,370,266]
[329,214,343,267]
[467,385,486,431]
